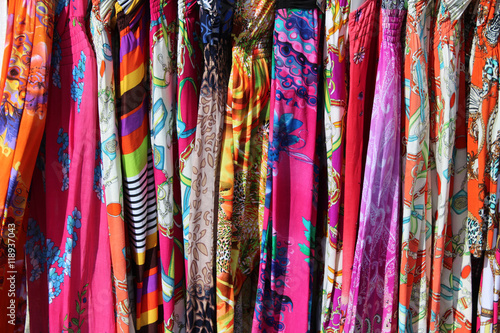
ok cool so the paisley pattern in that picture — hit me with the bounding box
[344,6,404,333]
[252,8,321,332]
[186,1,234,331]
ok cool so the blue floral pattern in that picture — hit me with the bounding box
[93,146,104,202]
[71,51,87,113]
[57,128,71,191]
[25,208,83,303]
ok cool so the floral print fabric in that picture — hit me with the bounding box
[0,0,55,330]
[344,5,404,333]
[26,0,115,331]
[6,0,500,332]
[252,8,321,332]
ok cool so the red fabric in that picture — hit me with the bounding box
[341,0,381,308]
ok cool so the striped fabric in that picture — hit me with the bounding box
[115,0,162,331]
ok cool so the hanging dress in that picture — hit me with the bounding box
[399,0,433,331]
[252,1,322,331]
[341,0,380,316]
[320,0,349,330]
[176,0,202,295]
[25,0,115,331]
[90,0,132,331]
[0,0,55,331]
[186,0,234,330]
[468,0,500,330]
[115,0,161,330]
[149,0,187,330]
[343,1,404,331]
[427,0,472,331]
[216,0,273,331]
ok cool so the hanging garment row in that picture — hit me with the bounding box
[0,0,498,332]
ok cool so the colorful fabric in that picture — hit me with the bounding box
[26,0,115,331]
[428,0,472,331]
[90,1,132,331]
[215,0,273,331]
[0,0,55,331]
[115,0,161,330]
[319,0,349,330]
[399,0,433,331]
[341,0,380,316]
[469,0,500,330]
[149,0,187,331]
[186,0,234,331]
[176,0,202,290]
[344,4,404,333]
[252,7,321,333]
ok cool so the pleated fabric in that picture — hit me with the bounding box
[215,0,273,331]
[115,0,161,330]
[90,0,132,330]
[252,7,321,332]
[319,0,349,330]
[341,0,380,314]
[344,2,404,332]
[399,1,433,332]
[176,0,202,297]
[428,0,472,331]
[149,0,187,331]
[0,0,55,331]
[469,0,500,330]
[26,0,115,331]
[186,0,234,331]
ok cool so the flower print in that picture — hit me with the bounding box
[52,72,61,89]
[48,267,64,301]
[45,240,61,266]
[269,112,314,168]
[353,47,365,64]
[57,129,69,150]
[72,208,82,227]
[61,177,69,191]
[354,9,362,22]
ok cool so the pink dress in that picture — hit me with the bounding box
[25,0,115,331]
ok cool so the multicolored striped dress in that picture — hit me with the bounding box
[90,0,132,330]
[115,0,161,330]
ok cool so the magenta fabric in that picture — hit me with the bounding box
[344,7,404,333]
[25,0,115,331]
[252,8,321,332]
